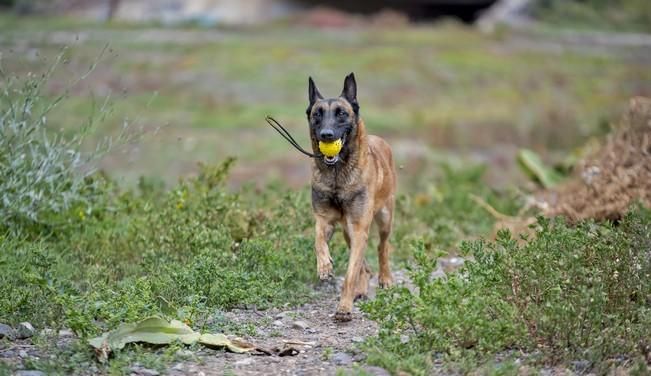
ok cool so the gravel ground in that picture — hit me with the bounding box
[165,271,414,376]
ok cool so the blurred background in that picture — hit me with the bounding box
[1,0,650,191]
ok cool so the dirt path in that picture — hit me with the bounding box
[0,276,393,376]
[165,272,411,376]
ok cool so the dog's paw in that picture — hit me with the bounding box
[318,270,334,281]
[317,260,333,281]
[378,277,393,289]
[334,311,352,322]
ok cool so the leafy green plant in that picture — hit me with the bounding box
[363,207,651,373]
[0,158,322,334]
[517,149,564,188]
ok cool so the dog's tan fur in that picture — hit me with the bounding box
[307,74,396,321]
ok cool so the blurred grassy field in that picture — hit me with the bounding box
[1,15,650,189]
[533,0,651,33]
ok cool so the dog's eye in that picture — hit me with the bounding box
[337,111,347,120]
[313,109,323,119]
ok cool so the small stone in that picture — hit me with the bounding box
[15,371,46,376]
[186,365,198,373]
[273,320,284,327]
[16,322,36,339]
[353,353,367,362]
[332,352,353,366]
[235,357,254,366]
[175,349,194,358]
[19,350,29,358]
[275,311,291,320]
[400,334,409,344]
[292,321,309,330]
[307,328,317,334]
[58,329,74,338]
[364,366,391,376]
[430,268,446,279]
[439,257,465,272]
[129,366,159,376]
[0,323,15,340]
[571,360,591,373]
[352,336,363,343]
[172,363,184,371]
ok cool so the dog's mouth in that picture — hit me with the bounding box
[321,134,346,166]
[323,155,339,165]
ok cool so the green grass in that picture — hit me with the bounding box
[0,18,649,186]
[533,0,651,33]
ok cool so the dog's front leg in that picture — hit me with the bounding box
[314,215,335,281]
[335,217,371,322]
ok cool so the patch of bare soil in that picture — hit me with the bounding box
[165,271,414,376]
[539,97,651,222]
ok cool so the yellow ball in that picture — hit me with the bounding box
[318,139,343,157]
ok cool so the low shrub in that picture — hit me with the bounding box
[0,159,332,336]
[0,50,128,235]
[363,207,651,373]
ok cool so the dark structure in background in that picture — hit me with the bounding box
[0,0,500,24]
[300,0,499,22]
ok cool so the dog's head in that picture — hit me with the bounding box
[306,73,360,166]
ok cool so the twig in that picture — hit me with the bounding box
[469,193,512,221]
[0,344,35,353]
[282,339,316,346]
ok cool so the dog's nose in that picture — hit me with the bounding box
[320,129,335,141]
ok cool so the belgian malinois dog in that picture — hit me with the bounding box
[307,73,397,321]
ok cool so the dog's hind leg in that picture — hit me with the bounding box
[375,200,394,288]
[354,259,372,301]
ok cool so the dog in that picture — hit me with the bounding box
[306,73,397,322]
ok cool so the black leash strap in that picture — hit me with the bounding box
[265,116,318,158]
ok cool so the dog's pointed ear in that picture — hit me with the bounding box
[341,72,359,114]
[308,76,323,106]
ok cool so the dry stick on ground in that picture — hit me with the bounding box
[282,339,316,346]
[469,194,537,240]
